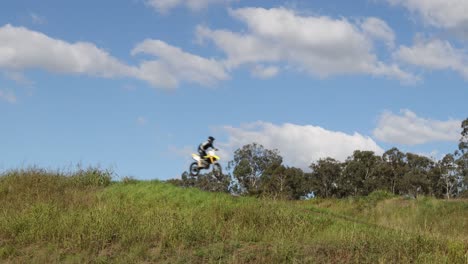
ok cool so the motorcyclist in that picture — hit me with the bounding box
[198,136,217,167]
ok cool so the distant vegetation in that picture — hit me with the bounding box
[0,169,466,263]
[0,118,466,262]
[173,118,468,200]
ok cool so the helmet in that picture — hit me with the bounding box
[208,136,215,142]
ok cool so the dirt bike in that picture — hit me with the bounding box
[189,149,222,178]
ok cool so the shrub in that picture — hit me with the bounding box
[456,190,468,199]
[71,167,112,187]
[367,190,395,202]
[121,176,138,184]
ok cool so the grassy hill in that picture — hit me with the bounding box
[0,169,467,263]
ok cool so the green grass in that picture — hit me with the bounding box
[0,169,467,263]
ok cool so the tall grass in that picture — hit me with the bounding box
[0,169,466,263]
[307,191,468,243]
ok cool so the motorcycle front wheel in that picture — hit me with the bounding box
[189,162,199,176]
[212,163,222,179]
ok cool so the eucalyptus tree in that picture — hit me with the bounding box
[261,164,307,199]
[382,147,408,194]
[457,118,468,191]
[228,143,283,195]
[402,153,434,197]
[341,150,382,196]
[309,158,342,198]
[439,154,459,199]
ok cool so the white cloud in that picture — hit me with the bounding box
[251,65,279,79]
[0,24,229,89]
[360,17,395,48]
[196,7,416,82]
[0,24,134,77]
[0,89,17,103]
[30,13,46,25]
[387,0,468,30]
[373,109,461,145]
[221,121,384,170]
[394,37,468,78]
[132,39,229,88]
[196,26,280,69]
[145,0,235,13]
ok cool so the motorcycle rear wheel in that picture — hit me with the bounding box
[189,162,199,176]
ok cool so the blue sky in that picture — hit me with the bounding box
[0,0,466,180]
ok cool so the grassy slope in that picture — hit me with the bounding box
[0,170,467,263]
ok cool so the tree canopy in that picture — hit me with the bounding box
[176,118,468,199]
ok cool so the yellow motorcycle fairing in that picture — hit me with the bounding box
[206,155,220,164]
[192,153,220,164]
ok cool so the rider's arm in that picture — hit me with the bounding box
[209,142,218,151]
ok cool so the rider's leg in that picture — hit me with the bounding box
[198,150,206,167]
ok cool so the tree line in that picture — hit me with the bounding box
[170,118,468,199]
